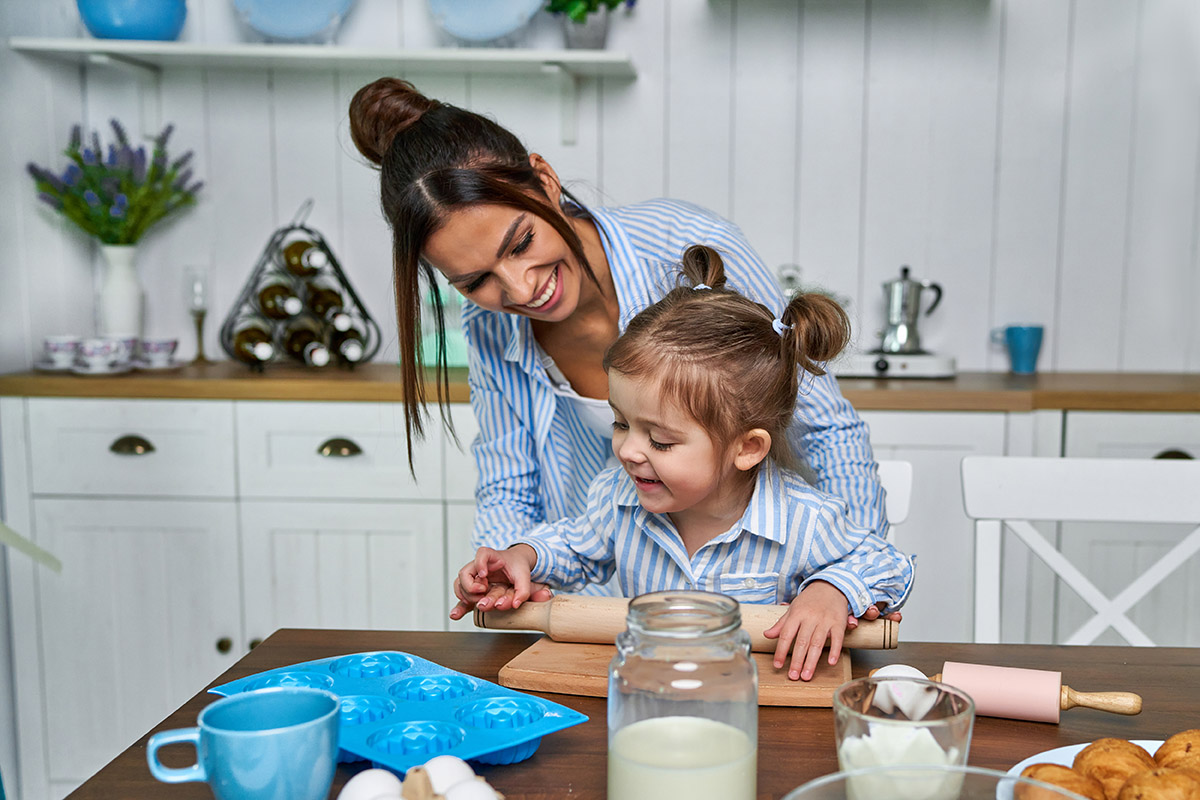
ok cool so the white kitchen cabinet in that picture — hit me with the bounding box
[32,498,242,798]
[859,411,1009,643]
[240,500,446,639]
[1053,412,1200,646]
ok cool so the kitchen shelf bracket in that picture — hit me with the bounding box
[542,63,580,146]
[84,52,163,138]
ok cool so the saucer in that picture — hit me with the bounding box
[34,360,76,372]
[133,358,185,372]
[70,362,133,376]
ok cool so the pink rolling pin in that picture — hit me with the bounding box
[933,662,1142,723]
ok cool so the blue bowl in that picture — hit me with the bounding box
[77,0,187,41]
[232,0,357,42]
[426,0,543,44]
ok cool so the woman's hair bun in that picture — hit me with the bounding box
[348,77,438,165]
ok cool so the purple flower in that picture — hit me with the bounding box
[173,168,193,191]
[109,118,129,147]
[62,164,82,186]
[84,190,100,207]
[82,149,98,166]
[171,150,193,171]
[133,147,147,182]
[106,145,118,167]
[69,125,82,150]
[109,203,125,218]
[38,192,63,210]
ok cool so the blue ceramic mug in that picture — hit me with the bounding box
[147,687,339,800]
[991,325,1044,375]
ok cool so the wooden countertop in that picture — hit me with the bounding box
[2,363,1200,411]
[67,628,1200,800]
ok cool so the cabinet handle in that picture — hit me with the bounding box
[317,437,362,458]
[1153,448,1194,460]
[249,638,263,650]
[109,435,155,455]
[215,637,233,654]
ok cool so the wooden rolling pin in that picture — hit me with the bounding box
[871,662,1142,723]
[473,595,898,651]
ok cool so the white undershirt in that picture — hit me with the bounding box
[538,345,616,441]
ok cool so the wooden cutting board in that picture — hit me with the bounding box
[498,636,851,707]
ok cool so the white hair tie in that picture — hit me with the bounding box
[772,318,793,337]
[693,283,712,291]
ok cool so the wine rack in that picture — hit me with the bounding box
[219,201,382,370]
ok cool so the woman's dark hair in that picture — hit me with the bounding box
[604,244,851,472]
[348,77,597,466]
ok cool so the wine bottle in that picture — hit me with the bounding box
[280,238,328,279]
[231,316,275,365]
[282,315,331,367]
[305,278,352,332]
[257,275,303,320]
[331,325,366,364]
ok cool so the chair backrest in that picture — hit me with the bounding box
[961,456,1200,645]
[877,459,912,528]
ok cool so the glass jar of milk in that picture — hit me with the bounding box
[607,591,758,800]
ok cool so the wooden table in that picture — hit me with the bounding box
[67,629,1200,800]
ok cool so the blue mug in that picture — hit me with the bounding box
[147,687,339,800]
[991,325,1044,375]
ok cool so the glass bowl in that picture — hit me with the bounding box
[783,764,1095,800]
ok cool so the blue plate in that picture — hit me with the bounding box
[232,0,357,42]
[426,0,543,43]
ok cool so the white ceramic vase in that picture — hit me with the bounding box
[98,244,144,339]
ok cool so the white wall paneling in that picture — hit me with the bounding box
[4,0,1199,375]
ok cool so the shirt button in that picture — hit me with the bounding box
[743,578,754,588]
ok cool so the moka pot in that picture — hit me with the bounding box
[878,266,942,354]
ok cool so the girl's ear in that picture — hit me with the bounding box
[733,429,772,472]
[529,153,563,206]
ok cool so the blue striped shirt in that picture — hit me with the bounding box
[504,461,913,616]
[464,198,887,554]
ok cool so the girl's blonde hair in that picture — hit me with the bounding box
[603,244,850,471]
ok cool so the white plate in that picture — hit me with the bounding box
[1007,740,1163,777]
[33,360,75,372]
[133,358,185,372]
[70,362,133,376]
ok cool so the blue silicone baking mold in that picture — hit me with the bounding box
[209,651,588,774]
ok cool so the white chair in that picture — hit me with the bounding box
[877,459,912,531]
[961,455,1200,645]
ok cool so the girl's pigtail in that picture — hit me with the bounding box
[679,244,728,290]
[780,292,851,376]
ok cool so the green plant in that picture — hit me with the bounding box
[547,0,635,24]
[27,119,202,245]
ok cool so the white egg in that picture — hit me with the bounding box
[421,755,477,794]
[871,664,939,720]
[336,768,404,800]
[444,779,501,800]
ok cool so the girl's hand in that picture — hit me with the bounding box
[846,603,902,629]
[762,581,850,682]
[449,545,538,620]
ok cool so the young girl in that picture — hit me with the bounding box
[450,245,914,682]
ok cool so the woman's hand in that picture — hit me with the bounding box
[449,545,538,620]
[762,581,850,682]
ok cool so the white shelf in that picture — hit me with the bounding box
[8,36,636,79]
[9,36,634,144]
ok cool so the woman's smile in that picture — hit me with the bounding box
[515,264,561,312]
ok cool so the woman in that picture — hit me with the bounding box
[348,77,888,571]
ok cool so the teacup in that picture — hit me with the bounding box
[140,337,178,367]
[43,335,80,368]
[146,686,339,800]
[78,338,119,370]
[106,335,138,366]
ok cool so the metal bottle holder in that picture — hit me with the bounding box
[219,201,382,371]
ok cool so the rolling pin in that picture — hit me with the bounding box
[473,595,898,651]
[871,662,1142,723]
